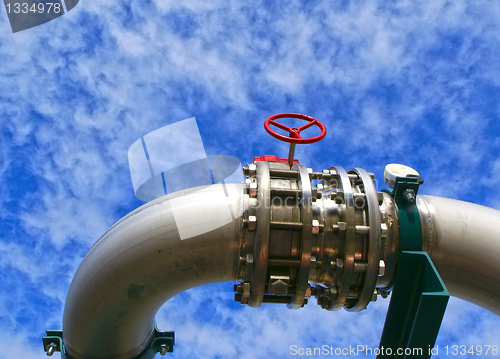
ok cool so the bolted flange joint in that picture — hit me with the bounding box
[235,161,399,314]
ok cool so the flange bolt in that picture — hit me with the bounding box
[403,189,416,203]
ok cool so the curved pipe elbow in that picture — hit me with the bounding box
[61,178,500,359]
[418,195,500,316]
[62,184,244,359]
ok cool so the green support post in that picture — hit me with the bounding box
[378,177,449,359]
[378,252,449,358]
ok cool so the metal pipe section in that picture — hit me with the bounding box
[60,162,500,358]
[417,195,500,316]
[62,184,244,359]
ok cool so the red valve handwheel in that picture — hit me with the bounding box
[264,113,327,144]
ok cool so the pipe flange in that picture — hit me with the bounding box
[288,164,313,309]
[346,168,382,311]
[248,161,271,307]
[330,167,356,310]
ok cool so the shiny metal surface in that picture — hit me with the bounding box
[347,168,381,311]
[236,163,395,312]
[62,162,500,359]
[376,192,399,289]
[418,195,500,315]
[249,161,271,307]
[331,167,356,310]
[62,184,243,359]
[289,164,313,308]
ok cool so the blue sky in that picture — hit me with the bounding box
[1,0,500,358]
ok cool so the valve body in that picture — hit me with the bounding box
[235,161,400,311]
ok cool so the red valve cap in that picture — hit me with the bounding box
[253,155,299,164]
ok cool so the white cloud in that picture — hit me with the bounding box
[0,333,49,359]
[1,0,500,357]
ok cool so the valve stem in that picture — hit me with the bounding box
[287,143,296,169]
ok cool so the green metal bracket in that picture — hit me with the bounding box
[378,252,449,358]
[378,176,449,358]
[42,330,66,358]
[137,326,175,358]
[42,325,174,358]
[383,176,423,251]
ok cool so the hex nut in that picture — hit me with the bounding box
[312,220,320,234]
[380,223,388,238]
[334,191,344,204]
[305,286,312,298]
[248,215,257,231]
[245,254,254,270]
[378,259,386,276]
[335,258,344,274]
[378,289,390,299]
[249,182,258,197]
[403,188,416,203]
[310,256,317,270]
[269,279,288,296]
[354,193,366,208]
[329,287,338,300]
[243,282,251,297]
[321,297,331,309]
[377,191,384,205]
[330,260,336,270]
